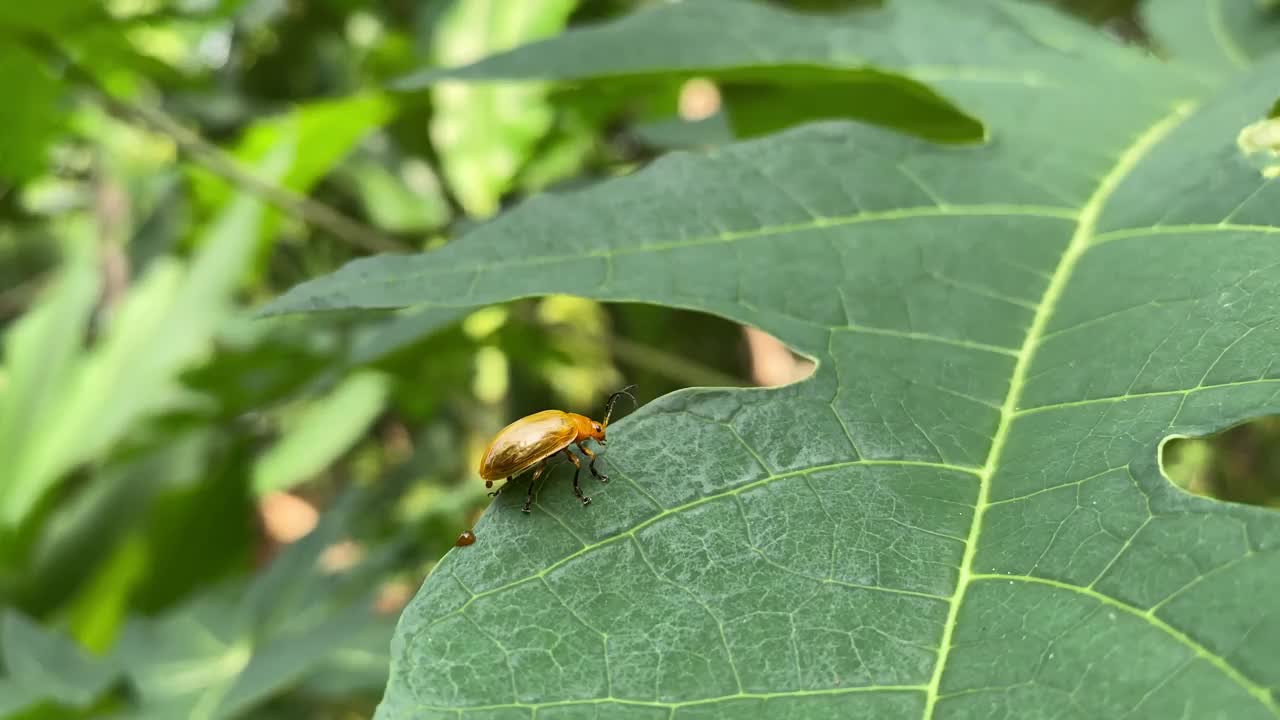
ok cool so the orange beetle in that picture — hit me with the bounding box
[479,385,636,513]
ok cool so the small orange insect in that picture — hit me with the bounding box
[478,385,636,513]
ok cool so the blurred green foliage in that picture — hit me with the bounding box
[0,0,1274,718]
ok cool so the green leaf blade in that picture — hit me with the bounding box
[266,4,1280,718]
[399,0,1019,142]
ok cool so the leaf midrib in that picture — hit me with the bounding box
[922,101,1212,717]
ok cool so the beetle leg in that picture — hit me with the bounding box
[576,442,609,484]
[523,465,547,514]
[562,449,590,507]
[488,476,511,498]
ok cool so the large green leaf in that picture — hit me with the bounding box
[268,1,1280,717]
[398,0,1097,143]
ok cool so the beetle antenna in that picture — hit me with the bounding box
[602,384,638,429]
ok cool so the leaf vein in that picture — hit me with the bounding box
[972,574,1279,714]
[1092,223,1280,245]
[1014,378,1280,417]
[410,684,928,713]
[433,460,980,629]
[837,324,1020,357]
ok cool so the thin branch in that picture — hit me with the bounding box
[32,36,409,255]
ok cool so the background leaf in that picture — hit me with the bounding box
[106,494,395,720]
[0,610,118,714]
[0,241,100,530]
[252,369,391,496]
[400,0,1053,142]
[269,1,1280,717]
[0,0,97,32]
[0,147,286,529]
[0,46,65,182]
[428,0,580,216]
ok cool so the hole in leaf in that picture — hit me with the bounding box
[357,298,816,412]
[569,302,816,394]
[1162,416,1280,509]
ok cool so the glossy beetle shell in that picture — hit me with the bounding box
[478,410,577,481]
